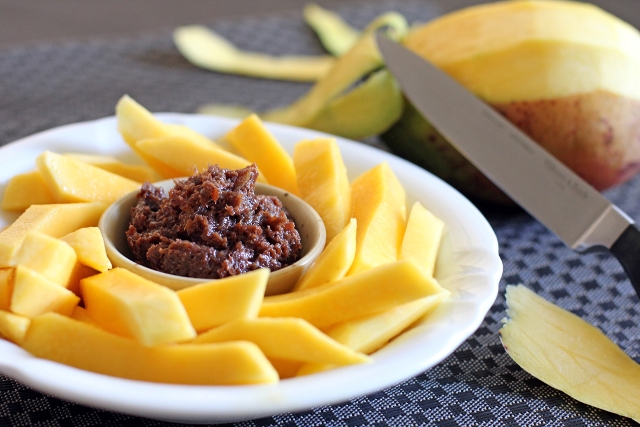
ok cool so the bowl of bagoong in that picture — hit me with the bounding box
[0,95,501,424]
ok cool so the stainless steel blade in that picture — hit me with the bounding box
[376,34,633,251]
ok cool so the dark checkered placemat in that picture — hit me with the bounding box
[1,1,639,426]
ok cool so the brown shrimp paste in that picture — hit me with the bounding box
[126,164,302,279]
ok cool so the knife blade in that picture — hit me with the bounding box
[376,33,640,298]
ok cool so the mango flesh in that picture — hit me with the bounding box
[194,317,370,366]
[177,268,268,333]
[81,268,196,346]
[62,153,159,183]
[36,151,140,204]
[1,170,55,212]
[10,265,80,318]
[399,202,444,278]
[260,260,441,328]
[22,312,278,385]
[293,137,351,243]
[383,0,640,202]
[224,114,299,195]
[0,202,106,267]
[60,227,112,273]
[348,162,406,275]
[501,285,640,422]
[10,231,77,287]
[293,218,356,291]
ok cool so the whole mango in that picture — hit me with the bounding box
[382,0,640,203]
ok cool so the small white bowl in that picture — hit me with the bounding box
[99,179,326,295]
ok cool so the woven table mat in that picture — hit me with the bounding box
[1,1,639,426]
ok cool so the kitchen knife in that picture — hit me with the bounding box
[376,33,640,299]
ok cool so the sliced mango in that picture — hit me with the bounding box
[348,162,406,275]
[22,312,278,385]
[0,202,106,267]
[81,268,196,346]
[60,227,112,273]
[293,137,351,242]
[1,170,55,212]
[10,231,77,287]
[177,268,269,333]
[115,95,216,178]
[10,265,80,318]
[0,268,14,311]
[224,114,299,194]
[194,317,370,366]
[135,135,266,181]
[36,151,140,204]
[293,218,356,291]
[399,202,445,277]
[0,310,30,344]
[62,153,159,183]
[296,292,448,376]
[260,260,441,328]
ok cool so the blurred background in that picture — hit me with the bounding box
[1,0,639,50]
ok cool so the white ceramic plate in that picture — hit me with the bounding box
[0,114,502,424]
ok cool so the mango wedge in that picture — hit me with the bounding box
[0,268,13,311]
[224,114,299,195]
[0,202,106,267]
[501,285,640,422]
[297,292,448,375]
[135,135,265,181]
[62,153,159,183]
[1,170,55,212]
[10,231,77,287]
[194,317,370,366]
[10,266,80,318]
[60,227,112,273]
[115,95,216,178]
[260,260,441,328]
[81,268,196,346]
[22,312,278,385]
[36,151,140,204]
[348,162,406,275]
[177,268,269,333]
[399,202,445,277]
[293,137,351,242]
[0,310,30,345]
[293,218,356,291]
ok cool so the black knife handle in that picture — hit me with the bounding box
[609,224,640,299]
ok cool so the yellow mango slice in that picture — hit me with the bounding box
[0,268,14,311]
[348,162,406,275]
[36,151,140,204]
[116,95,216,178]
[399,202,445,277]
[10,231,77,287]
[0,309,30,344]
[260,260,441,328]
[177,268,268,333]
[224,114,299,194]
[66,263,98,297]
[1,170,55,212]
[10,265,80,318]
[293,137,351,242]
[0,202,106,267]
[293,218,356,291]
[60,227,112,273]
[62,153,159,183]
[194,317,370,366]
[22,312,278,385]
[501,284,640,422]
[81,268,196,346]
[135,136,266,182]
[297,292,448,376]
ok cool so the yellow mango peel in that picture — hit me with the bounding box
[501,285,640,422]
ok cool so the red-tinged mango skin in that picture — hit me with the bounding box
[22,312,279,385]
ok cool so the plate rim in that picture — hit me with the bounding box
[0,113,502,423]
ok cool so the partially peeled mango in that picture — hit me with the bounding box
[175,1,640,204]
[383,0,640,203]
